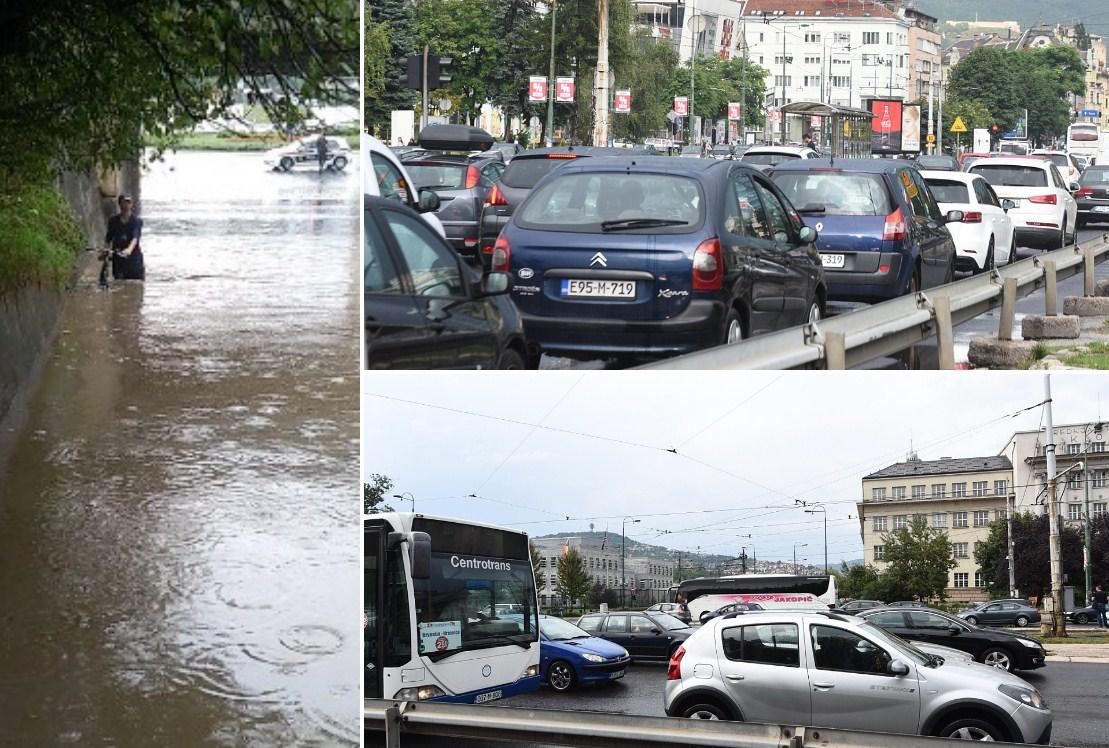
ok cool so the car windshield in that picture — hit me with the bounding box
[856,621,930,666]
[541,616,592,641]
[406,163,469,190]
[650,612,690,630]
[925,179,970,203]
[771,172,893,215]
[743,152,800,166]
[1081,167,1109,184]
[970,164,1048,187]
[517,172,702,233]
[500,156,577,189]
[916,156,957,170]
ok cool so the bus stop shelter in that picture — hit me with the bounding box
[781,102,874,158]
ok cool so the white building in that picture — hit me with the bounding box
[532,536,673,607]
[742,0,911,110]
[632,0,748,64]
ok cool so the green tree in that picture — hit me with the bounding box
[530,542,544,599]
[948,47,1023,132]
[982,513,1084,601]
[611,31,680,142]
[364,474,395,514]
[365,15,393,111]
[1074,23,1092,52]
[974,517,1009,595]
[881,516,956,601]
[2,1,358,175]
[835,562,881,600]
[366,0,419,134]
[588,581,620,608]
[555,548,592,612]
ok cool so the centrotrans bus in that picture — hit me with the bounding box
[1066,123,1101,161]
[365,513,540,704]
[669,574,837,622]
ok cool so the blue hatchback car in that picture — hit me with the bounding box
[768,159,961,303]
[493,156,826,363]
[539,614,631,692]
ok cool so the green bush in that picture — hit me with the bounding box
[0,178,84,292]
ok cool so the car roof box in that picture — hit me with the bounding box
[417,124,494,152]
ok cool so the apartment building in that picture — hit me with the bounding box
[1001,422,1109,528]
[532,536,674,606]
[904,6,942,103]
[858,455,1013,603]
[631,0,748,64]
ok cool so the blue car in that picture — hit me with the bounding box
[539,614,630,692]
[768,159,960,303]
[493,156,826,363]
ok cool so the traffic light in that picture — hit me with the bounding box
[402,54,453,90]
[990,123,1001,134]
[404,55,421,89]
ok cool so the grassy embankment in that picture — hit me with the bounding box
[0,177,85,293]
[148,129,361,152]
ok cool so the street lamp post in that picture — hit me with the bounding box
[805,505,828,574]
[1082,422,1105,601]
[621,517,641,607]
[793,543,808,574]
[545,0,557,147]
[392,492,416,512]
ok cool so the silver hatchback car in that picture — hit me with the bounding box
[664,610,1051,744]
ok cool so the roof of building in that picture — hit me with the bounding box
[863,455,1012,480]
[744,0,898,20]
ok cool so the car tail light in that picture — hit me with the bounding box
[962,211,982,223]
[491,233,511,272]
[882,208,906,242]
[692,237,723,291]
[465,165,481,189]
[486,183,508,205]
[666,646,686,680]
[1028,194,1057,205]
[1075,187,1094,197]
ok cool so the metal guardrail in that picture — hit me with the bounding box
[364,699,1042,747]
[641,233,1109,370]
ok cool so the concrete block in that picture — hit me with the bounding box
[1021,314,1080,339]
[1062,296,1109,317]
[1095,279,1109,297]
[967,338,1038,369]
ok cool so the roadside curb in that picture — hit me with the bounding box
[1045,656,1109,664]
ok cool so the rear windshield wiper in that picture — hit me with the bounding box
[600,218,690,231]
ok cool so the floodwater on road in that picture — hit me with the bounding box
[0,151,360,744]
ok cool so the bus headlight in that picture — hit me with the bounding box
[523,664,539,678]
[393,685,446,701]
[581,654,605,663]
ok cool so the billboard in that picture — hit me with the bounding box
[528,76,547,102]
[901,105,921,152]
[727,102,741,120]
[674,96,688,116]
[1002,108,1028,140]
[613,90,631,113]
[555,77,575,103]
[869,98,903,153]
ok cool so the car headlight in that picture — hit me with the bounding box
[1017,638,1043,649]
[393,685,446,701]
[581,653,605,663]
[999,684,1047,710]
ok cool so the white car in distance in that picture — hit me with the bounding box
[967,157,1078,249]
[920,170,1016,272]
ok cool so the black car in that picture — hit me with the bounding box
[1076,164,1109,226]
[697,601,764,624]
[575,610,694,661]
[364,195,528,369]
[1067,606,1098,624]
[838,599,884,612]
[478,146,653,268]
[859,606,1047,673]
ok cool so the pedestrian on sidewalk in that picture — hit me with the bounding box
[103,193,144,280]
[1093,585,1109,628]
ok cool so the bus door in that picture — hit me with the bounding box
[365,520,387,699]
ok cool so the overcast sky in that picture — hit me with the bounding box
[362,373,1107,567]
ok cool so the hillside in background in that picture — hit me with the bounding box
[912,0,1095,30]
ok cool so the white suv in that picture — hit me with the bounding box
[967,157,1078,249]
[664,610,1052,744]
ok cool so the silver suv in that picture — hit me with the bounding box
[664,610,1051,744]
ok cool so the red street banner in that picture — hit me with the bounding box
[674,96,688,116]
[555,77,575,103]
[528,76,547,102]
[727,102,741,120]
[613,90,631,113]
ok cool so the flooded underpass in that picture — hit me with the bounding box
[0,152,360,744]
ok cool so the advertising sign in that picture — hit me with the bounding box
[900,104,921,152]
[674,96,688,116]
[973,128,991,154]
[868,98,903,154]
[727,102,741,120]
[417,620,462,654]
[528,76,547,102]
[613,90,631,114]
[555,77,575,103]
[1003,108,1028,139]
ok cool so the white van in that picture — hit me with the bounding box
[1097,131,1109,166]
[363,136,445,237]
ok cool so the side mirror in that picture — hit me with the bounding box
[1070,182,1081,193]
[948,626,961,635]
[798,225,819,244]
[889,659,911,676]
[417,187,440,213]
[944,209,965,224]
[1001,199,1016,212]
[388,531,432,580]
[480,271,511,297]
[651,628,661,635]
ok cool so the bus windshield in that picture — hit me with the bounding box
[413,551,539,661]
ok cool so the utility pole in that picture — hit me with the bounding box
[780,29,787,144]
[737,27,747,145]
[546,0,557,147]
[1083,423,1103,601]
[1007,492,1017,599]
[421,45,430,130]
[936,62,944,155]
[593,0,610,146]
[621,516,639,608]
[689,0,698,146]
[927,74,934,155]
[1043,375,1067,637]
